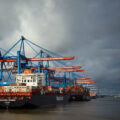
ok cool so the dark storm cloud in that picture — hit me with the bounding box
[0,0,120,94]
[53,0,120,50]
[53,0,120,92]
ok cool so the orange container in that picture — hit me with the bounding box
[1,86,4,89]
[10,83,17,86]
[24,69,33,75]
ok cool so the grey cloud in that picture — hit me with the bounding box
[0,1,21,40]
[0,0,120,94]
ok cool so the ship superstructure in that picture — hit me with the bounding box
[16,69,46,87]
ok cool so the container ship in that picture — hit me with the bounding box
[0,36,97,108]
[0,69,90,108]
[0,69,70,108]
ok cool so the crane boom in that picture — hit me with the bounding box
[43,66,82,70]
[0,56,74,62]
[2,66,82,72]
[54,69,84,73]
[76,80,94,84]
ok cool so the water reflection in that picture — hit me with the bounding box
[0,97,120,120]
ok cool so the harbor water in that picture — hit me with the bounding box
[0,97,120,120]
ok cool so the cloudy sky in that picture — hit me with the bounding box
[0,0,120,94]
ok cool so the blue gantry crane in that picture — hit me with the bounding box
[0,36,86,88]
